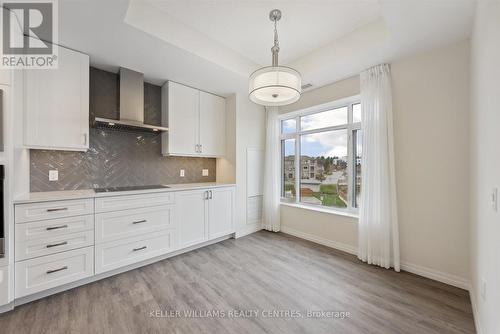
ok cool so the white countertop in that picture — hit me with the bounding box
[13,182,236,204]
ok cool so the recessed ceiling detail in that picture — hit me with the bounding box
[58,0,476,97]
[142,0,382,66]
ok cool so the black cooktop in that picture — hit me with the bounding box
[94,185,170,193]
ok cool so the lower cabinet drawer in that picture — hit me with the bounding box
[95,230,175,274]
[95,206,174,244]
[15,230,94,261]
[15,215,94,243]
[15,247,94,298]
[15,198,94,223]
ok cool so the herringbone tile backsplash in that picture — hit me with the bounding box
[30,128,216,192]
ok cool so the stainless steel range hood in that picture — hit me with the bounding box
[94,68,168,133]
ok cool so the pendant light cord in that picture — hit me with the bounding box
[271,16,280,66]
[274,19,279,50]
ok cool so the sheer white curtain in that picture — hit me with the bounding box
[262,107,281,232]
[358,64,400,271]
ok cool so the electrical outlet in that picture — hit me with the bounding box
[180,169,185,177]
[481,278,487,300]
[491,187,498,212]
[202,169,209,176]
[48,170,59,181]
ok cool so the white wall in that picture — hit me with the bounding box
[216,94,236,184]
[215,92,265,237]
[392,40,470,286]
[469,1,500,333]
[280,40,471,289]
[233,94,266,237]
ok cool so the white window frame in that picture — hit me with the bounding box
[278,95,361,215]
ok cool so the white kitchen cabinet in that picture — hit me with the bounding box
[24,43,89,151]
[15,198,94,223]
[177,189,208,248]
[208,187,234,240]
[177,186,235,248]
[8,186,235,308]
[95,205,175,244]
[162,81,226,157]
[199,91,226,157]
[162,81,199,156]
[95,230,175,274]
[15,246,94,298]
[95,191,174,213]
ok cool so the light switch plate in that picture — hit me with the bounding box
[49,170,58,181]
[180,169,185,177]
[202,169,209,176]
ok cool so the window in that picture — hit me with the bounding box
[281,138,296,200]
[353,129,362,208]
[281,119,296,134]
[280,99,362,212]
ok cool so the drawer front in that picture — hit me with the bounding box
[95,192,174,213]
[95,231,175,274]
[15,215,94,243]
[95,206,174,244]
[15,230,94,261]
[15,247,94,298]
[15,199,94,223]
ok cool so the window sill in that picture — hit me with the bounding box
[280,202,359,219]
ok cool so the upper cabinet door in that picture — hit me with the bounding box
[163,81,199,156]
[199,91,226,157]
[24,43,89,151]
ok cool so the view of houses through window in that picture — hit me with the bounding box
[280,101,362,211]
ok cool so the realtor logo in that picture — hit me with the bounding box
[1,0,58,68]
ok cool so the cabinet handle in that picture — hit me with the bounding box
[133,246,147,252]
[46,266,68,274]
[209,190,213,199]
[199,144,202,153]
[204,191,209,200]
[46,224,68,231]
[132,219,147,224]
[195,144,200,153]
[46,241,68,248]
[83,133,88,145]
[46,207,68,212]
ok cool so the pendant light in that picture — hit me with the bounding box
[249,9,302,107]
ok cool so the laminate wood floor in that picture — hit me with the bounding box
[0,231,476,334]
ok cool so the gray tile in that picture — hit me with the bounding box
[30,128,216,192]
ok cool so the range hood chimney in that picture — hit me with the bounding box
[94,67,168,133]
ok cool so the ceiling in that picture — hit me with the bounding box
[58,0,476,97]
[145,0,381,66]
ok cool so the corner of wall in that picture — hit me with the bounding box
[216,94,236,184]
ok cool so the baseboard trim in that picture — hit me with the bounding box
[280,226,357,255]
[468,284,483,334]
[235,224,263,238]
[400,262,469,290]
[0,302,14,313]
[11,234,234,309]
[280,226,469,290]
